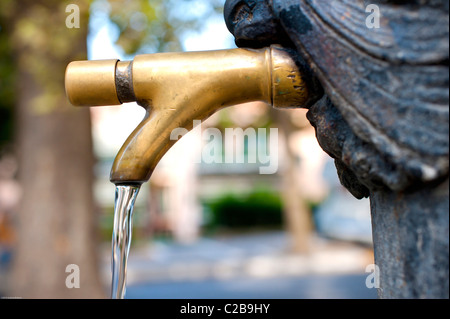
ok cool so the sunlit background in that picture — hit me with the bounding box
[0,0,375,298]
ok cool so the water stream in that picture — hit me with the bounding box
[111,184,140,299]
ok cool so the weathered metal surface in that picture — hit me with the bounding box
[225,0,449,194]
[115,61,136,103]
[224,0,449,298]
[371,178,449,298]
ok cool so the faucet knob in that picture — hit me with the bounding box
[65,59,121,106]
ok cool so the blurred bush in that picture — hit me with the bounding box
[203,188,284,231]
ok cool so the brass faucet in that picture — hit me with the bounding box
[65,45,310,185]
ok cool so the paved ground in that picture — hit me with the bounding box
[126,273,377,299]
[101,231,378,299]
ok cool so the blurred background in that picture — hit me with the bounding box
[0,0,375,298]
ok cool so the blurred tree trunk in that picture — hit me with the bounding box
[2,0,105,298]
[272,109,313,254]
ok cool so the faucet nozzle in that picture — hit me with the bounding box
[65,46,310,184]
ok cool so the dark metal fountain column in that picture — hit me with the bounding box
[224,0,449,298]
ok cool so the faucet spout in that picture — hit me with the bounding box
[65,46,310,184]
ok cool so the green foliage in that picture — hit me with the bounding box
[0,17,15,148]
[203,188,284,231]
[1,0,223,148]
[0,0,93,148]
[103,0,225,55]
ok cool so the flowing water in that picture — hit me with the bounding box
[111,184,140,299]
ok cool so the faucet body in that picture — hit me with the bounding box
[65,46,309,184]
